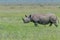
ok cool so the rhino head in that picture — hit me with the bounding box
[22,15,31,23]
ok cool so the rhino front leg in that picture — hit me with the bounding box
[34,23,38,26]
[33,22,38,27]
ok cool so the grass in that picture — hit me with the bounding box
[0,5,59,40]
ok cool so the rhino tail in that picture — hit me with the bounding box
[57,16,59,24]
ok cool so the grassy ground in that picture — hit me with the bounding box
[0,5,60,40]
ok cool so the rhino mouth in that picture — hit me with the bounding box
[23,21,30,23]
[22,19,29,23]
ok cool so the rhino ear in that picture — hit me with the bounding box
[25,15,27,17]
[29,15,31,18]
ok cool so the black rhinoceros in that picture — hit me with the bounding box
[22,13,59,27]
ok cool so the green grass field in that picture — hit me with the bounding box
[0,5,60,40]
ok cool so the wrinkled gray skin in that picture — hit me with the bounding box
[22,13,58,27]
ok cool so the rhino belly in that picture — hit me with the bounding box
[38,19,49,25]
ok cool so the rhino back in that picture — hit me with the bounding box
[30,14,49,22]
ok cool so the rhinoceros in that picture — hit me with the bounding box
[22,13,59,27]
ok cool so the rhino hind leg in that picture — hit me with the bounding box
[54,22,58,27]
[49,22,53,26]
[51,21,58,27]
